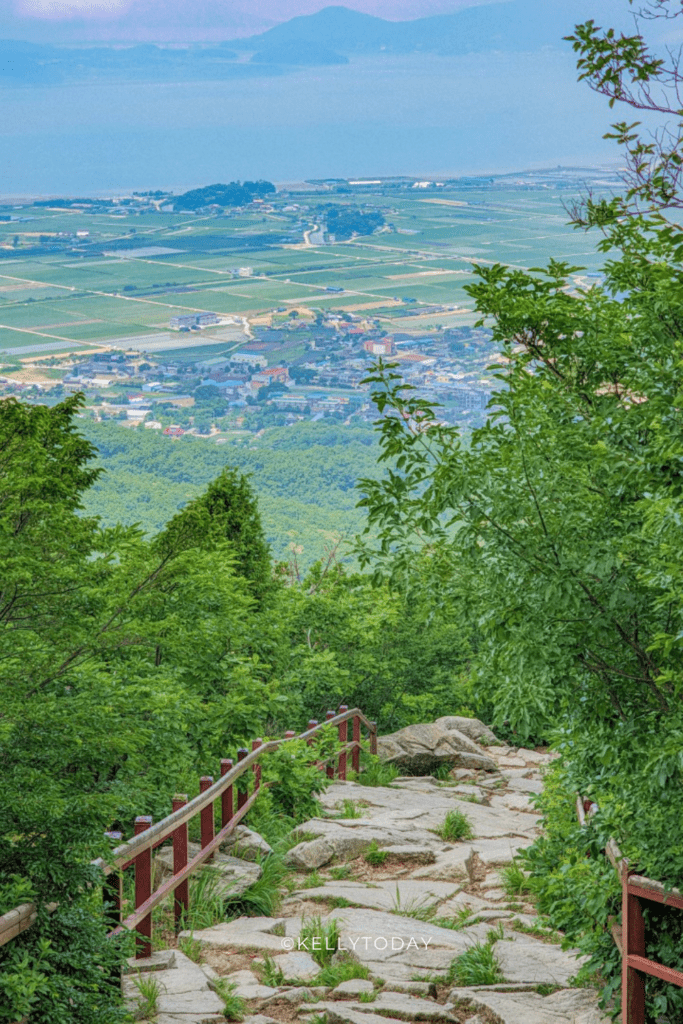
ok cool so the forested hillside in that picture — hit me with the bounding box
[80,421,381,565]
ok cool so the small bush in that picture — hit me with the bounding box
[436,809,474,842]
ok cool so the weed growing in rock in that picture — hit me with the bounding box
[364,840,388,866]
[328,865,355,881]
[257,953,286,987]
[436,809,474,842]
[352,754,399,787]
[216,980,246,1022]
[358,990,377,1002]
[223,851,288,919]
[432,907,481,931]
[446,931,503,986]
[391,887,437,921]
[330,896,352,908]
[182,867,228,930]
[300,915,341,967]
[301,870,325,889]
[133,973,161,1018]
[315,957,370,987]
[501,861,532,897]
[332,799,364,819]
[178,934,203,963]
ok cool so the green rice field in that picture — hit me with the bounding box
[0,175,611,359]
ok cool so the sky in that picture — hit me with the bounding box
[4,0,507,41]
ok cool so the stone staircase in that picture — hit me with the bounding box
[124,740,609,1024]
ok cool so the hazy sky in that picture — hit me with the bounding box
[5,0,509,40]
[13,0,495,22]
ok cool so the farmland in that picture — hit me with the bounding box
[0,168,613,362]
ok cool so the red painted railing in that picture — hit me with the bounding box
[576,795,683,1023]
[0,707,377,958]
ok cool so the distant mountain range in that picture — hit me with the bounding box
[0,1,640,82]
[236,3,586,62]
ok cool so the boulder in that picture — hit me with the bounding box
[436,717,499,746]
[377,722,497,775]
[154,842,261,897]
[220,825,272,862]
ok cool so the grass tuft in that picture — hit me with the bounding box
[501,860,532,897]
[133,973,160,1018]
[446,929,504,986]
[215,980,246,1022]
[300,914,341,967]
[256,953,286,987]
[223,850,288,919]
[436,809,474,842]
[178,934,203,963]
[364,839,388,866]
[314,957,370,987]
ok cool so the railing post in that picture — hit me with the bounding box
[307,720,318,747]
[622,862,646,1024]
[326,711,336,779]
[134,816,153,959]
[220,759,234,828]
[352,714,361,775]
[338,705,348,780]
[370,721,378,757]
[284,730,296,740]
[237,748,249,811]
[252,738,262,791]
[171,795,189,932]
[199,777,214,862]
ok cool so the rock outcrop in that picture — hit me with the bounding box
[377,719,498,774]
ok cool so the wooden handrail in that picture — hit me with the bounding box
[0,707,377,953]
[575,793,683,1022]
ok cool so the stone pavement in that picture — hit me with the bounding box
[125,728,610,1024]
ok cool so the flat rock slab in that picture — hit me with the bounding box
[156,990,226,1015]
[271,950,319,980]
[503,777,544,795]
[382,980,437,996]
[333,979,375,996]
[325,1009,418,1024]
[412,838,535,880]
[322,1001,457,1024]
[154,1016,224,1024]
[181,915,287,952]
[495,937,585,985]
[293,880,460,912]
[451,987,609,1024]
[324,907,490,968]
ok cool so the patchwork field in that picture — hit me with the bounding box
[0,173,612,360]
